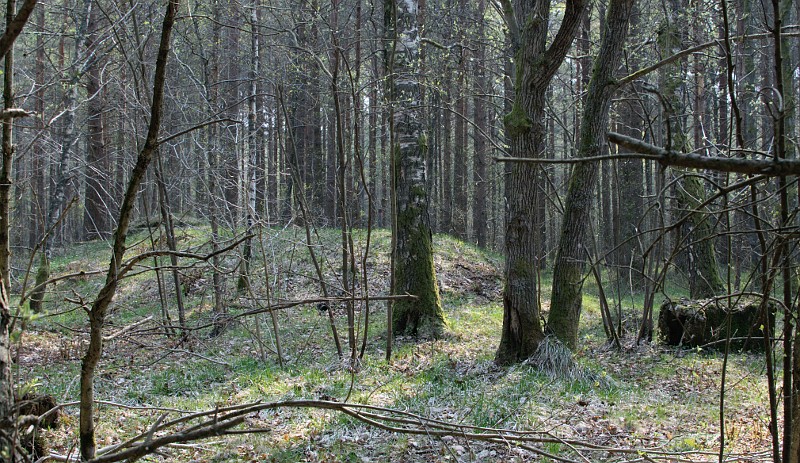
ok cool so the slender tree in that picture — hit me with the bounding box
[79,1,179,458]
[0,0,17,292]
[82,3,110,240]
[548,0,636,350]
[472,0,488,249]
[30,0,92,312]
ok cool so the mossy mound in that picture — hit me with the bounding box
[658,297,775,350]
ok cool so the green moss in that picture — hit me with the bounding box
[393,205,445,338]
[418,133,428,151]
[29,253,50,313]
[503,101,532,138]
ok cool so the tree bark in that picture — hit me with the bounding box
[388,0,445,339]
[472,0,488,249]
[83,4,110,240]
[495,0,586,364]
[0,282,9,460]
[0,1,16,452]
[547,0,635,350]
[79,1,178,458]
[238,0,261,293]
[0,0,15,292]
[32,0,92,312]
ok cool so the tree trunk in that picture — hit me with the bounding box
[0,0,15,449]
[547,0,635,350]
[153,152,186,336]
[442,76,453,234]
[238,0,261,293]
[496,0,586,364]
[207,4,226,336]
[33,0,92,312]
[0,0,15,292]
[83,4,110,241]
[0,282,9,460]
[472,0,488,249]
[388,0,445,339]
[79,2,178,459]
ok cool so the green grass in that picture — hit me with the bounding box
[9,224,776,462]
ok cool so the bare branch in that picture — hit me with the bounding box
[0,0,37,61]
[495,0,520,46]
[608,132,800,175]
[618,29,800,86]
[0,108,34,119]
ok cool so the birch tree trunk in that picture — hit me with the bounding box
[387,0,445,339]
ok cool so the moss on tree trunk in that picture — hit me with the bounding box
[388,0,445,339]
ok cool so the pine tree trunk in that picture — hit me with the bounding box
[472,0,488,248]
[83,4,109,241]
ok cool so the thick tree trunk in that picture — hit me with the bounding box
[79,2,178,458]
[495,0,586,364]
[676,175,725,299]
[547,0,635,350]
[388,0,444,339]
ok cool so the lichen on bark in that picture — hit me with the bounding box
[388,0,445,339]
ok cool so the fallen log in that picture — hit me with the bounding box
[658,297,775,350]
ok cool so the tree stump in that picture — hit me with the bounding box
[658,297,774,350]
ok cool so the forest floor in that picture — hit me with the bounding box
[12,225,775,462]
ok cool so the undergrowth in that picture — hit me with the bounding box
[9,225,774,462]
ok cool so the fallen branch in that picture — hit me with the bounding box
[608,132,800,176]
[103,315,154,342]
[188,294,418,331]
[44,399,771,463]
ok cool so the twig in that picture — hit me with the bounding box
[103,315,153,342]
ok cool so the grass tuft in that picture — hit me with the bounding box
[527,336,612,388]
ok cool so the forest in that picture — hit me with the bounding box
[0,0,798,461]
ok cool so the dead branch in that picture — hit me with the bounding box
[43,399,771,463]
[608,132,800,175]
[0,108,34,118]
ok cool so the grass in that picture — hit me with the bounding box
[9,224,776,462]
